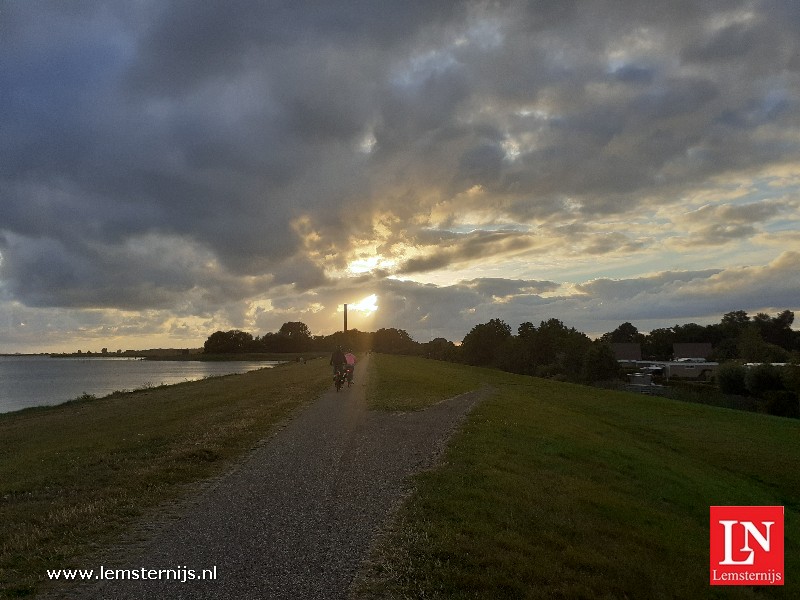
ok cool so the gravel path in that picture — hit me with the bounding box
[59,355,489,599]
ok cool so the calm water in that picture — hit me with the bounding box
[0,356,279,414]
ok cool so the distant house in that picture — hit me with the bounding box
[611,343,642,361]
[673,343,713,360]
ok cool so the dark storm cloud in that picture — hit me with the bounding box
[1,0,798,348]
[125,0,465,95]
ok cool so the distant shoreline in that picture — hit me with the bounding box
[1,352,325,362]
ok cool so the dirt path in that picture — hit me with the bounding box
[53,355,489,599]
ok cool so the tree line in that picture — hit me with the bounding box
[204,309,799,417]
[599,309,799,362]
[204,309,799,377]
[203,322,423,356]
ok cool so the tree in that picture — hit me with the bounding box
[534,318,592,380]
[512,322,538,375]
[372,328,418,354]
[737,326,789,363]
[279,321,311,340]
[642,327,675,360]
[203,330,254,354]
[709,338,739,361]
[277,321,312,352]
[745,363,786,397]
[601,322,644,344]
[461,318,512,366]
[717,363,748,395]
[582,342,620,383]
[518,322,537,339]
[754,310,795,349]
[720,310,750,336]
[672,322,710,344]
[495,336,530,375]
[423,338,458,361]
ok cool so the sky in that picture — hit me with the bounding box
[1,0,799,353]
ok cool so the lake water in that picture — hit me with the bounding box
[0,356,280,414]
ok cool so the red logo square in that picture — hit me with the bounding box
[710,506,784,585]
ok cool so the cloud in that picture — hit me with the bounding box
[0,0,798,351]
[461,278,559,299]
[667,199,793,247]
[397,229,539,275]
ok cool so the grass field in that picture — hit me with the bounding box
[366,352,489,411]
[358,354,800,599]
[3,353,798,598]
[0,358,331,598]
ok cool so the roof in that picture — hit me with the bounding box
[611,343,642,361]
[673,343,713,359]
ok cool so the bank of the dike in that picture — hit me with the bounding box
[1,357,332,597]
[2,354,798,599]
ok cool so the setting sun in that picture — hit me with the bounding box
[348,294,378,314]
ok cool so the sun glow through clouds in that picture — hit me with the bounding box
[347,255,395,274]
[348,294,378,314]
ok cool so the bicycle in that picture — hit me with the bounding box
[333,365,347,392]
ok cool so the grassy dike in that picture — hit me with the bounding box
[4,353,799,598]
[358,354,800,599]
[0,358,331,598]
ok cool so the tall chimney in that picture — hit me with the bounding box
[343,303,348,333]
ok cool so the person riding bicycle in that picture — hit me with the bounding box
[344,350,356,383]
[330,345,346,380]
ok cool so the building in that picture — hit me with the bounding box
[673,343,713,360]
[611,343,642,361]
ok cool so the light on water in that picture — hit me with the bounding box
[0,356,278,414]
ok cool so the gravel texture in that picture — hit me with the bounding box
[50,355,489,600]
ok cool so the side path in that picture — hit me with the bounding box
[56,355,491,600]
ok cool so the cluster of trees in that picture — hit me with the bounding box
[203,309,799,379]
[203,316,619,384]
[717,362,800,418]
[459,318,620,383]
[601,310,799,362]
[203,322,426,356]
[203,309,799,417]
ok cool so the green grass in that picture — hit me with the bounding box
[358,354,800,599]
[5,353,799,598]
[0,358,331,598]
[367,353,489,411]
[147,352,326,361]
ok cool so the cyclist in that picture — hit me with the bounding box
[344,349,356,384]
[330,345,346,381]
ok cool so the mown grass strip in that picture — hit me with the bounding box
[358,354,800,599]
[0,358,331,599]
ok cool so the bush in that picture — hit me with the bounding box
[717,363,747,395]
[745,363,785,397]
[763,391,800,418]
[535,364,564,379]
[781,363,800,395]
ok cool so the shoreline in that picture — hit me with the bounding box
[0,357,313,417]
[1,359,333,598]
